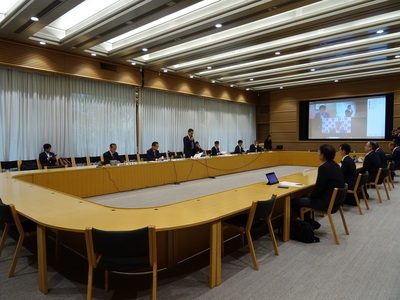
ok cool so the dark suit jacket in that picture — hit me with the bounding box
[264,139,272,150]
[387,147,400,170]
[249,144,262,152]
[358,151,381,182]
[341,155,356,190]
[39,151,56,167]
[211,146,220,156]
[183,135,194,158]
[146,148,160,161]
[103,151,123,164]
[376,148,387,168]
[309,160,344,211]
[234,145,245,154]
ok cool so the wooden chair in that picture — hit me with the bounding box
[300,184,349,245]
[386,161,395,189]
[347,172,370,215]
[0,198,37,277]
[0,160,19,172]
[88,156,102,165]
[174,151,184,158]
[85,226,157,300]
[138,154,148,162]
[125,154,137,162]
[222,195,278,270]
[370,168,390,203]
[18,159,40,171]
[72,156,89,167]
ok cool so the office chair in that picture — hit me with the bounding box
[0,198,37,277]
[300,184,349,245]
[0,160,19,172]
[18,159,39,171]
[347,172,369,215]
[85,225,157,300]
[222,194,279,270]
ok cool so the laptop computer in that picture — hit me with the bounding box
[265,172,279,185]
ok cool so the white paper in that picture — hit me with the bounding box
[279,181,304,187]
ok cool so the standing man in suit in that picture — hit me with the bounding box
[291,144,345,229]
[211,141,221,156]
[387,141,400,178]
[39,143,57,167]
[357,141,381,198]
[183,128,195,158]
[147,141,162,161]
[249,140,262,152]
[103,143,124,164]
[375,142,387,168]
[264,135,272,150]
[339,143,357,205]
[234,140,245,154]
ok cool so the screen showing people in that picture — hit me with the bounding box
[308,95,386,140]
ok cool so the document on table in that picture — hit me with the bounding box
[279,181,304,187]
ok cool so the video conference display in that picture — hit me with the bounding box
[304,94,392,140]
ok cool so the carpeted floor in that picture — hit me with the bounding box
[1,166,400,299]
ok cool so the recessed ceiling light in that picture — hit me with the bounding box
[246,88,250,91]
[163,69,168,73]
[376,30,384,34]
[207,66,212,69]
[310,68,316,72]
[279,87,283,89]
[249,78,254,81]
[39,41,46,45]
[275,51,280,55]
[91,53,96,56]
[215,24,222,28]
[211,80,216,83]
[131,62,136,65]
[142,48,148,52]
[189,75,194,78]
[395,55,400,59]
[334,79,339,82]
[230,84,234,87]
[31,17,39,22]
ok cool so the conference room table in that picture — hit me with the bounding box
[0,151,361,294]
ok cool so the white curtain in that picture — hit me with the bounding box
[0,67,136,161]
[139,89,256,154]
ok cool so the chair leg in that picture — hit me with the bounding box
[353,192,363,215]
[374,185,383,203]
[87,266,93,300]
[104,270,109,292]
[383,182,390,200]
[245,230,258,270]
[152,262,157,300]
[360,187,370,210]
[386,177,392,191]
[0,223,10,257]
[327,213,340,245]
[266,219,279,256]
[339,207,350,235]
[8,235,24,277]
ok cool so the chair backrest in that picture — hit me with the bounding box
[247,194,277,228]
[175,151,183,158]
[85,226,156,271]
[0,198,24,235]
[89,156,101,165]
[73,156,88,166]
[328,184,348,213]
[353,171,369,191]
[139,154,148,162]
[375,168,389,185]
[19,159,39,171]
[125,154,137,162]
[0,160,19,172]
[387,161,394,169]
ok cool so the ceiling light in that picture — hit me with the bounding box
[376,30,384,34]
[275,51,280,55]
[163,69,168,73]
[249,78,254,81]
[207,66,212,69]
[131,62,136,65]
[211,80,216,83]
[189,75,194,78]
[142,48,148,52]
[39,41,46,45]
[91,53,96,56]
[334,79,339,82]
[246,88,250,91]
[395,55,400,59]
[31,16,39,22]
[310,68,316,71]
[279,87,283,89]
[230,84,235,87]
[215,24,222,28]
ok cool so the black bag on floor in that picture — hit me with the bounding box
[290,219,320,243]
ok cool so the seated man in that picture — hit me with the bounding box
[358,141,381,183]
[339,143,357,205]
[374,142,387,168]
[249,140,262,153]
[387,141,400,178]
[291,144,344,229]
[194,141,203,154]
[39,143,57,167]
[234,140,245,154]
[211,141,221,156]
[147,141,162,161]
[103,143,124,164]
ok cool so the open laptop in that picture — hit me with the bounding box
[265,172,279,185]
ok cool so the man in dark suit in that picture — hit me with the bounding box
[39,143,57,167]
[264,135,272,150]
[234,140,245,154]
[339,143,357,205]
[211,141,221,156]
[249,140,262,152]
[391,127,400,146]
[147,141,162,161]
[183,128,195,158]
[358,141,381,183]
[387,141,400,178]
[103,143,124,164]
[292,144,345,229]
[374,142,387,168]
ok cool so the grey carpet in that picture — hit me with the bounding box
[1,167,400,299]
